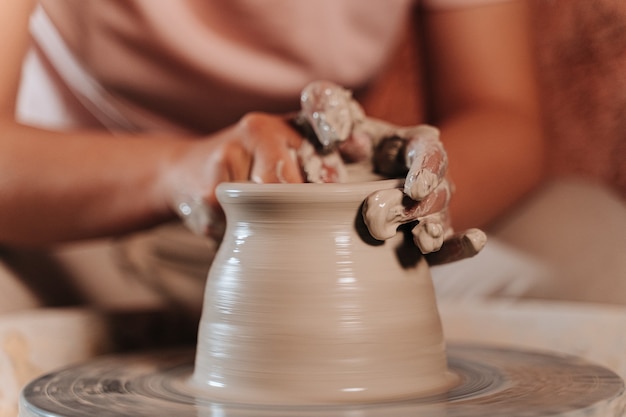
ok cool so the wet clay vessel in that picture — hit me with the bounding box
[192,179,458,404]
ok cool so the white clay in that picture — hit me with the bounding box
[192,180,458,405]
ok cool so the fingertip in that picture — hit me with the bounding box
[412,219,445,254]
[280,162,306,184]
[361,188,404,240]
[404,169,438,200]
[464,228,487,253]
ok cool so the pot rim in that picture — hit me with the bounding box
[216,179,403,204]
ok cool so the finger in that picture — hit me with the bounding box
[362,180,450,241]
[407,179,451,219]
[239,113,305,184]
[411,209,452,254]
[289,112,350,183]
[300,80,354,149]
[403,125,448,200]
[412,216,446,254]
[296,141,347,183]
[250,140,304,184]
[425,228,487,266]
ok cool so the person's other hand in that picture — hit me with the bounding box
[164,112,306,238]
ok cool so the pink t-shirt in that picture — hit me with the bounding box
[20,0,511,133]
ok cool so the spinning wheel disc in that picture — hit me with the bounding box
[19,344,625,417]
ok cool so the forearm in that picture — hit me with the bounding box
[439,104,545,231]
[419,0,544,231]
[0,121,186,246]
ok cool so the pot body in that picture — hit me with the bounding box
[193,180,456,404]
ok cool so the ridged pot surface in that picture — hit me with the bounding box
[193,180,457,404]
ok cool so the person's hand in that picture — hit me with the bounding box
[361,125,486,265]
[164,112,307,238]
[294,80,486,265]
[361,126,451,250]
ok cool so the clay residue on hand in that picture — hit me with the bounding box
[295,140,347,183]
[295,80,485,260]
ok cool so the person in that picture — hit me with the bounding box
[0,0,544,311]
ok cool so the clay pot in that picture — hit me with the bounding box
[192,180,457,404]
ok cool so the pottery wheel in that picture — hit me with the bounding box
[19,344,625,417]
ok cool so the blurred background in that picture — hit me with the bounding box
[0,1,625,415]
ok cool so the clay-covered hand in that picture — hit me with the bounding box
[362,126,450,252]
[294,80,486,264]
[291,80,362,183]
[165,112,308,238]
[362,126,486,264]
